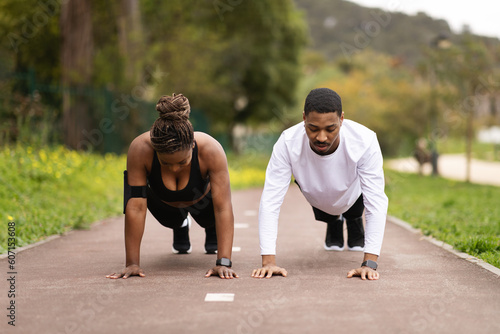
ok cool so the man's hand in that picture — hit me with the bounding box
[205,266,239,279]
[251,265,288,278]
[106,264,145,279]
[347,267,379,280]
[252,254,287,278]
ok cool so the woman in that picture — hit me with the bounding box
[107,93,238,279]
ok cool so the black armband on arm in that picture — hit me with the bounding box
[123,170,147,214]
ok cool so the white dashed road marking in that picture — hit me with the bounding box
[243,210,257,217]
[232,247,241,252]
[204,293,235,302]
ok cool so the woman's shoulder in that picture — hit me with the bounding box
[128,132,154,161]
[195,132,222,149]
[194,132,226,163]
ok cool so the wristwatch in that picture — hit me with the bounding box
[216,258,232,268]
[361,260,378,270]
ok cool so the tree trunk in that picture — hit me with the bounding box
[116,0,144,84]
[61,0,94,150]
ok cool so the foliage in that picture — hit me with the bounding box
[141,0,308,141]
[319,51,429,156]
[0,0,61,88]
[0,145,125,253]
[0,0,308,152]
[227,152,269,190]
[385,169,500,269]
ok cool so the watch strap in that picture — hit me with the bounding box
[361,260,377,270]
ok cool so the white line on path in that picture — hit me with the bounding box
[243,210,257,217]
[232,247,241,252]
[204,293,235,302]
[234,223,249,229]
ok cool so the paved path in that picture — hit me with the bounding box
[386,154,500,186]
[1,186,499,334]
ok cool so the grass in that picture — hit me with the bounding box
[437,137,500,161]
[227,151,269,190]
[0,145,126,254]
[385,169,500,268]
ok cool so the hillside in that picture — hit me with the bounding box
[294,0,500,65]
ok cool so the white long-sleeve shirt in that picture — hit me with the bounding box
[259,119,388,256]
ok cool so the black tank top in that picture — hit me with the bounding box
[148,142,209,202]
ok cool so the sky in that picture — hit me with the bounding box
[348,0,500,39]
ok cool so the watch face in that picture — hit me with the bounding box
[217,258,232,267]
[362,260,377,270]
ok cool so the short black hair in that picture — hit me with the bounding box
[304,88,342,117]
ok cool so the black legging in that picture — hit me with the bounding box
[146,187,216,229]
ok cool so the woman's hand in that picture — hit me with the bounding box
[106,264,145,279]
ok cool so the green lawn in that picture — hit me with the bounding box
[385,169,500,268]
[437,137,500,161]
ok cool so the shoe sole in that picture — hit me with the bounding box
[172,245,192,254]
[347,246,364,252]
[324,243,344,251]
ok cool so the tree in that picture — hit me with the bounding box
[141,0,308,150]
[60,0,94,150]
[430,33,494,181]
[1,0,308,152]
[114,0,144,83]
[321,50,429,156]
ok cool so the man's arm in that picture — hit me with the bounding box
[348,134,388,280]
[252,134,292,278]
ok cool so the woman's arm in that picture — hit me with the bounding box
[199,134,238,279]
[107,134,150,279]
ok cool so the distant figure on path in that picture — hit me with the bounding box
[252,88,388,280]
[413,138,432,175]
[107,93,238,279]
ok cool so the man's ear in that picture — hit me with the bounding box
[302,111,306,122]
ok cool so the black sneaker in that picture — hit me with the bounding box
[347,217,365,251]
[324,215,345,251]
[204,225,217,254]
[172,217,192,254]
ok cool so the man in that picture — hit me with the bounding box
[251,88,388,280]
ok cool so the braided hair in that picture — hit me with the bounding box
[150,93,194,154]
